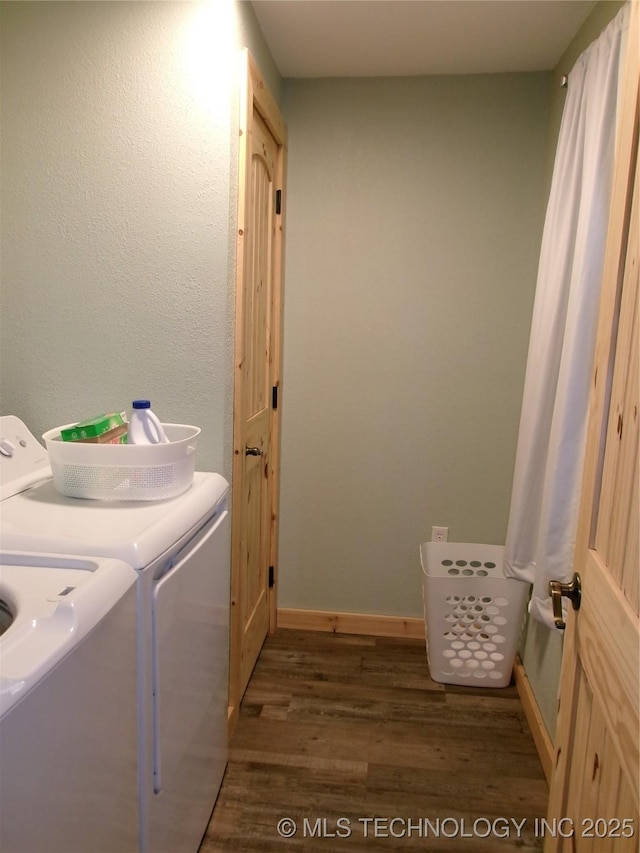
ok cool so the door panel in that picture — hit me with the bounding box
[229,52,287,727]
[546,7,639,849]
[595,269,638,608]
[237,110,278,699]
[564,670,638,853]
[246,114,274,418]
[240,411,270,691]
[236,109,277,700]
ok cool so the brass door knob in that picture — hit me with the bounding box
[548,573,582,630]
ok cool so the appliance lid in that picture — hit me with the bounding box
[0,472,229,569]
[0,415,51,501]
[0,551,137,716]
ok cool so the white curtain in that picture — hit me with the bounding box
[504,4,630,630]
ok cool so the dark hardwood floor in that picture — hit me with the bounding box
[201,629,548,851]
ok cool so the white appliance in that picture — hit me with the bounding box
[0,552,139,853]
[0,416,231,853]
[1,416,139,852]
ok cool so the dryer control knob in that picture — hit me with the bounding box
[0,438,16,457]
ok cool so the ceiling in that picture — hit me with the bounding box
[251,0,598,78]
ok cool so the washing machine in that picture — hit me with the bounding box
[0,415,231,853]
[0,551,139,853]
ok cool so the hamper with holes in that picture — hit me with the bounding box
[420,542,530,688]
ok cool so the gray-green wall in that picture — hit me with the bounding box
[1,0,622,747]
[0,0,280,477]
[275,3,624,745]
[277,73,550,617]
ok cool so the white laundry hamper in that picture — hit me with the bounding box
[420,542,530,688]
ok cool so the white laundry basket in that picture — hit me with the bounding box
[42,423,199,501]
[420,542,530,688]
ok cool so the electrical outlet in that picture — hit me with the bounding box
[431,526,449,542]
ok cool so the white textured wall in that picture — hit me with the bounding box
[0,0,247,475]
[279,74,550,617]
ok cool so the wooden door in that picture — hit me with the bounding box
[545,7,639,850]
[229,52,287,730]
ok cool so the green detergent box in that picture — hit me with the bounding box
[60,412,127,443]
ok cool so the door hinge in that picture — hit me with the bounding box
[275,189,282,215]
[268,566,275,588]
[272,385,278,409]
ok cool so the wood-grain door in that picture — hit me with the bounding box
[545,6,639,849]
[229,52,287,730]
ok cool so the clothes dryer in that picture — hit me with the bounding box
[0,416,231,853]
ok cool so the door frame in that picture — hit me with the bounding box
[228,51,287,732]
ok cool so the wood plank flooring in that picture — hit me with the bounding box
[200,630,548,852]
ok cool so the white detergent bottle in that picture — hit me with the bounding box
[127,400,169,444]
